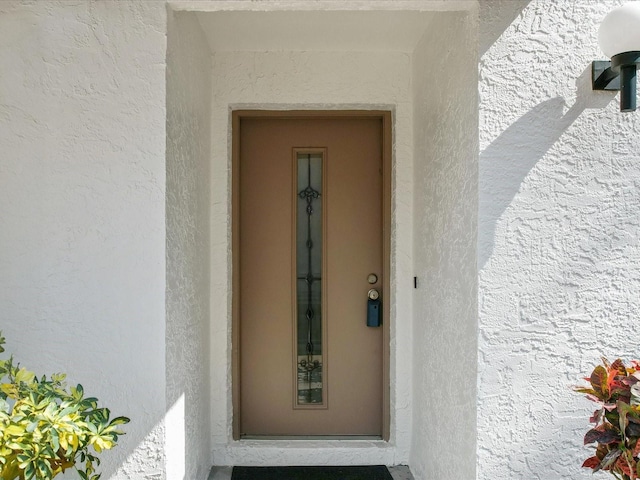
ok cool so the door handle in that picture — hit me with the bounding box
[367,288,381,327]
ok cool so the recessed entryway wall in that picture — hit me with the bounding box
[166,2,478,478]
[208,42,413,468]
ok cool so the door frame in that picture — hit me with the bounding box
[231,110,392,441]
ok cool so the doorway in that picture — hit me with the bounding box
[232,111,391,439]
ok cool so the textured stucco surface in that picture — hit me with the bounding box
[478,1,640,479]
[410,10,479,480]
[206,45,415,466]
[166,10,212,480]
[7,1,639,479]
[0,1,167,479]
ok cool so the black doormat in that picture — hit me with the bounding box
[231,465,393,480]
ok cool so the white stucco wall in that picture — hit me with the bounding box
[7,1,640,479]
[206,47,415,466]
[478,1,640,479]
[0,1,167,479]
[166,10,212,480]
[411,9,479,480]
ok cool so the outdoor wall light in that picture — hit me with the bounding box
[592,2,640,112]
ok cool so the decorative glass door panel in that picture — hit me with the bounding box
[294,150,327,408]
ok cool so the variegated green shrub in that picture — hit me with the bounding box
[576,358,640,480]
[0,332,129,480]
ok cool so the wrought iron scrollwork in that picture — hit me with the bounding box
[297,154,322,404]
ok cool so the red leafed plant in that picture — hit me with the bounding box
[575,358,640,480]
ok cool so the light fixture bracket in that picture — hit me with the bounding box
[592,51,640,111]
[592,60,620,90]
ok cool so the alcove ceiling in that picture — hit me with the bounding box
[196,10,440,52]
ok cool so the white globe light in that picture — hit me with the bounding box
[598,2,640,58]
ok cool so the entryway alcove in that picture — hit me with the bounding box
[166,3,478,479]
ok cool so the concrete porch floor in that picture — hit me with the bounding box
[208,465,415,479]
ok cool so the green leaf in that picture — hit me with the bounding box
[596,448,622,472]
[109,416,130,426]
[575,387,597,396]
[50,429,60,451]
[618,401,632,436]
[25,421,39,433]
[24,462,35,480]
[5,424,26,436]
[58,405,78,418]
[41,444,54,458]
[591,365,609,399]
[37,458,50,478]
[86,421,98,434]
[7,441,29,450]
[15,368,35,385]
[74,384,84,398]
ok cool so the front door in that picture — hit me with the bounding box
[233,111,390,438]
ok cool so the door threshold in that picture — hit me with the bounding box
[240,435,383,441]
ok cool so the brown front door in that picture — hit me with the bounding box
[233,111,390,438]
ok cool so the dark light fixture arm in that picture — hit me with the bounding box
[592,51,640,112]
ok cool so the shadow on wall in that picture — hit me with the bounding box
[479,0,531,56]
[479,65,617,268]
